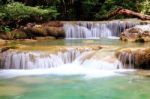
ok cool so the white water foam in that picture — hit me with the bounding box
[0,57,135,79]
[0,65,135,79]
[0,47,135,79]
[134,25,150,31]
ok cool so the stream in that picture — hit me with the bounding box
[0,21,150,99]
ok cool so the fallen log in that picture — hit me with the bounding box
[100,8,150,20]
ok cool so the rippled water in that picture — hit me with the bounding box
[0,73,150,99]
[10,38,150,48]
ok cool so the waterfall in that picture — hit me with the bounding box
[117,48,150,69]
[118,51,135,69]
[0,47,123,70]
[2,47,147,70]
[0,49,86,69]
[64,21,140,39]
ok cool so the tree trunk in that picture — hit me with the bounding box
[100,8,150,20]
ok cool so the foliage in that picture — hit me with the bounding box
[0,0,150,34]
[0,2,59,33]
[38,0,150,20]
[0,2,59,21]
[0,0,150,40]
[139,0,150,14]
[95,0,150,19]
[79,0,101,20]
[1,0,150,21]
[0,25,10,32]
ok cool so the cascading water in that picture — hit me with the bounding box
[1,20,148,78]
[117,48,150,69]
[118,51,135,69]
[64,21,140,39]
[0,48,87,69]
[0,47,123,70]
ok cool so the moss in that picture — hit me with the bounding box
[15,32,27,39]
[0,45,18,52]
[135,38,145,43]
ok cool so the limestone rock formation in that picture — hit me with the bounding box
[116,48,150,69]
[1,29,27,40]
[120,25,150,42]
[23,21,65,39]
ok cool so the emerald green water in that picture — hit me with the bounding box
[10,38,150,47]
[1,38,150,99]
[0,74,150,99]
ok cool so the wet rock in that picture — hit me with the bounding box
[136,70,150,77]
[23,21,65,38]
[0,46,18,53]
[0,47,10,53]
[1,22,65,40]
[116,48,150,69]
[120,25,150,42]
[46,27,65,38]
[43,21,63,27]
[1,29,27,40]
[25,25,48,36]
[35,36,55,40]
[0,39,6,45]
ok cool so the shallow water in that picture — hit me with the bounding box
[1,38,150,99]
[0,73,150,99]
[10,38,150,48]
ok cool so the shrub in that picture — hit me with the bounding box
[0,2,59,22]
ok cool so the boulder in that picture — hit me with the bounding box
[116,48,150,69]
[46,27,65,38]
[43,21,63,27]
[1,29,27,40]
[24,25,48,36]
[0,21,65,40]
[23,21,65,38]
[120,25,150,42]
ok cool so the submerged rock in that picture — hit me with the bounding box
[120,25,150,42]
[0,39,6,45]
[0,85,26,96]
[116,48,150,69]
[35,36,55,40]
[16,39,37,43]
[136,70,150,77]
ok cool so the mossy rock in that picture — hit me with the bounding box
[23,22,65,38]
[135,38,145,43]
[1,29,27,40]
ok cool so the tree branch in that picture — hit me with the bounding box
[99,8,150,20]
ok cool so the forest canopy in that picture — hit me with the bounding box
[1,0,150,20]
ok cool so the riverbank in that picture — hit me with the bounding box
[1,19,150,40]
